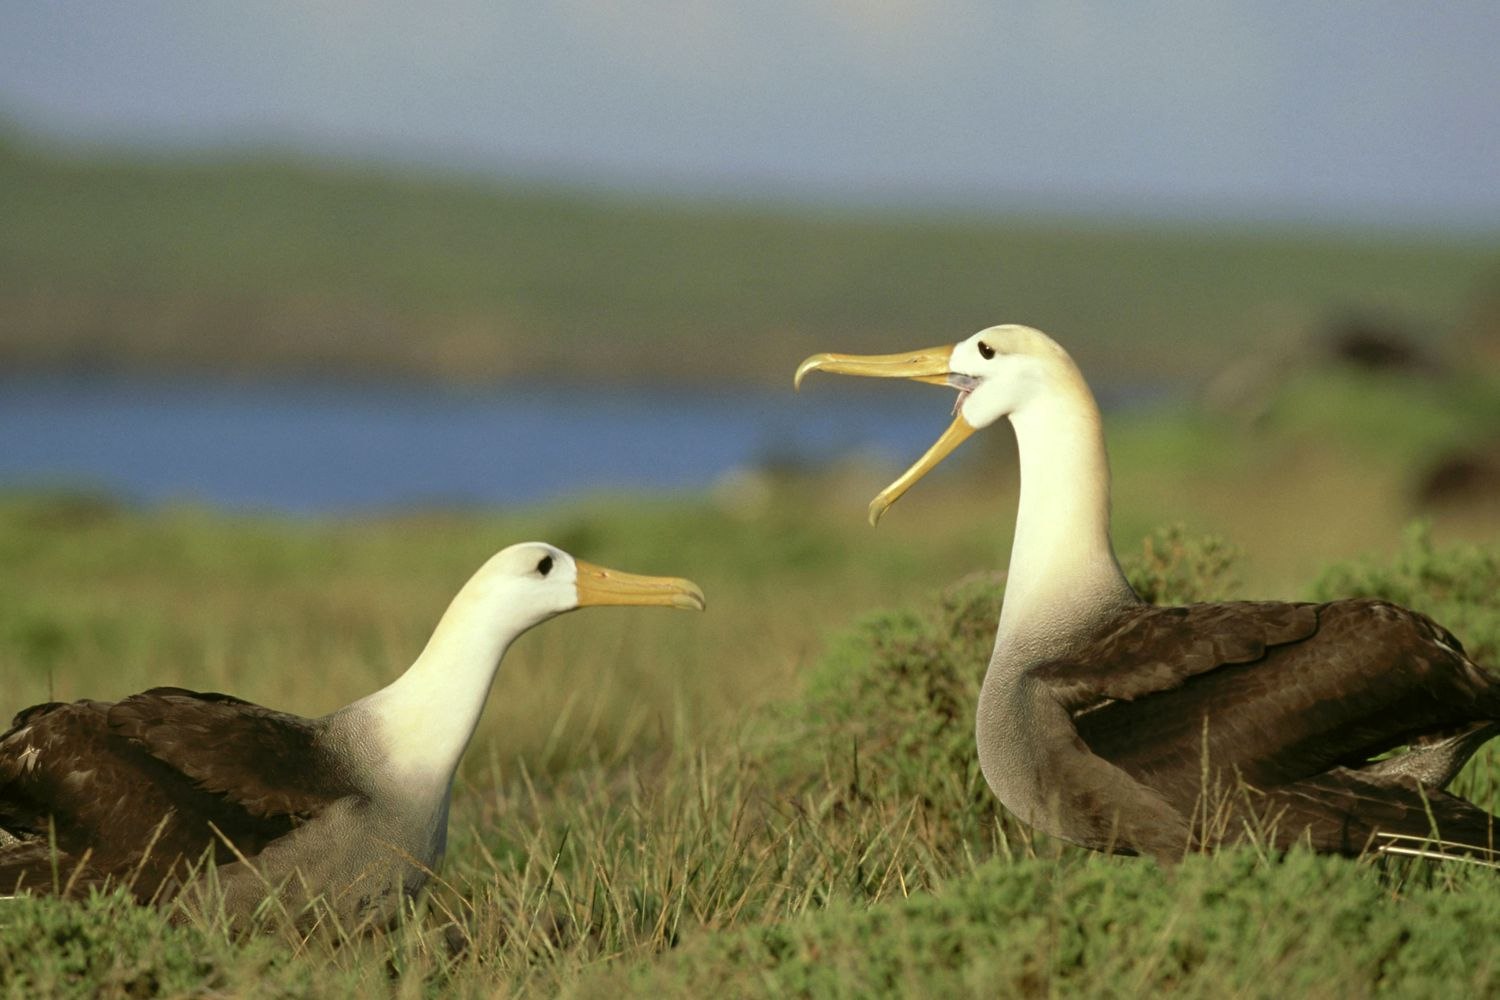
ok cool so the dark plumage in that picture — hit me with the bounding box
[1036,599,1500,856]
[0,689,346,900]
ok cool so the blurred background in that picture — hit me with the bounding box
[2,2,1498,516]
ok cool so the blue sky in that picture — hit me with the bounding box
[3,2,1498,227]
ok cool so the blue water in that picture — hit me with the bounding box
[0,376,956,514]
[0,376,1155,514]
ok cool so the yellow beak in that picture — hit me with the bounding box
[794,346,954,390]
[794,343,974,526]
[865,414,975,525]
[574,561,706,611]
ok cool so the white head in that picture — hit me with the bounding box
[945,325,1077,430]
[361,542,704,786]
[795,324,1084,523]
[463,542,706,632]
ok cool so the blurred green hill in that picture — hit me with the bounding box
[2,132,1496,384]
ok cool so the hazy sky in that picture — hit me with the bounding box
[3,2,1498,227]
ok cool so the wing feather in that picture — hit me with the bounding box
[1032,601,1319,709]
[1,697,297,896]
[1037,598,1500,830]
[106,687,356,819]
[1262,767,1499,856]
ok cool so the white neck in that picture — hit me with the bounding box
[348,574,531,793]
[993,366,1137,673]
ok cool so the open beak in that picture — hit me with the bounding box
[795,343,975,526]
[574,562,706,611]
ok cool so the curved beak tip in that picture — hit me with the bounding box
[793,354,827,392]
[677,584,707,612]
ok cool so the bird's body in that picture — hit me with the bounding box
[0,543,704,924]
[0,691,426,918]
[982,596,1500,859]
[798,325,1500,861]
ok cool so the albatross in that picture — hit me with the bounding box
[0,542,704,923]
[797,324,1500,861]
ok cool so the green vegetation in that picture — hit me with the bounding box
[2,134,1496,384]
[612,853,1500,997]
[1,368,1499,996]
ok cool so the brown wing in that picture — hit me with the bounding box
[1,700,148,840]
[1031,601,1318,710]
[1044,599,1500,810]
[0,698,290,896]
[106,687,356,819]
[0,689,358,899]
[1256,768,1499,856]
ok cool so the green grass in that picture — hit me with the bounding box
[2,375,1499,996]
[603,852,1500,998]
[2,132,1496,384]
[4,504,1498,997]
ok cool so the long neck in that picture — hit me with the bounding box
[993,369,1137,673]
[348,576,527,793]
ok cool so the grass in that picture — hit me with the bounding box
[1,373,1499,995]
[2,131,1497,385]
[603,852,1500,998]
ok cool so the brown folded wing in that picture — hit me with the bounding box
[0,688,356,898]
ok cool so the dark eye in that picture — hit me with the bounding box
[536,555,554,576]
[977,341,995,360]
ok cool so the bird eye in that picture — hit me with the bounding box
[977,341,995,360]
[536,555,554,576]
